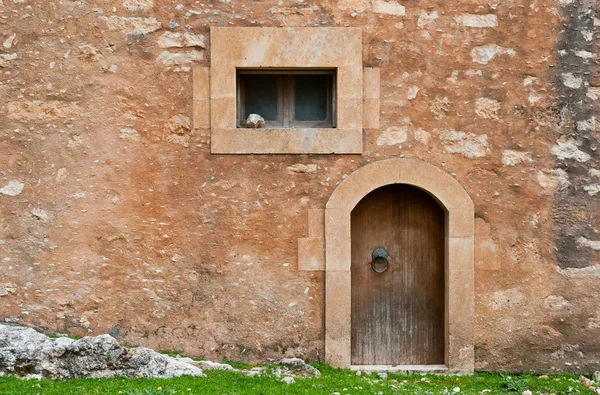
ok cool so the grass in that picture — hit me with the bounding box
[0,365,596,394]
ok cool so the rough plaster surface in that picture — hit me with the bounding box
[0,0,598,373]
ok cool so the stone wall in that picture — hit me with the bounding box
[0,0,598,372]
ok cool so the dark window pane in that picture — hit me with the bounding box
[243,74,278,121]
[294,75,328,121]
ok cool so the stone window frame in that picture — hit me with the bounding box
[319,158,475,373]
[203,27,365,155]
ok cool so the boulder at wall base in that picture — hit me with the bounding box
[0,324,204,379]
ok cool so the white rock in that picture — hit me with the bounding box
[195,360,234,371]
[455,14,498,28]
[377,126,408,146]
[156,51,203,65]
[502,150,533,166]
[583,184,600,196]
[576,117,598,132]
[407,86,419,99]
[587,87,600,100]
[372,0,405,16]
[561,73,582,89]
[574,50,594,59]
[417,11,438,28]
[3,33,16,49]
[551,139,590,162]
[378,372,388,379]
[0,324,204,379]
[242,114,265,128]
[438,130,490,158]
[157,31,206,48]
[279,358,321,377]
[471,44,515,64]
[577,237,600,251]
[100,16,162,34]
[281,376,295,384]
[0,180,24,196]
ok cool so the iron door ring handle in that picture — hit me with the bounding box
[371,247,389,273]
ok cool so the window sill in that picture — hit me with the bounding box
[211,128,362,154]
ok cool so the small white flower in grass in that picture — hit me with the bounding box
[453,387,461,393]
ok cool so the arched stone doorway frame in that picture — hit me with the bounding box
[324,158,475,373]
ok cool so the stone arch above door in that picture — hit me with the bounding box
[324,158,474,373]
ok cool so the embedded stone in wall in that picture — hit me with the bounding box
[561,73,582,89]
[471,44,515,64]
[3,33,16,49]
[583,184,600,196]
[0,283,17,296]
[158,31,206,49]
[166,115,192,147]
[430,96,451,119]
[100,16,162,35]
[287,164,317,174]
[78,44,102,62]
[587,87,600,100]
[502,150,533,166]
[123,0,153,12]
[576,117,598,132]
[455,14,498,28]
[551,138,591,162]
[120,128,140,141]
[336,0,370,12]
[372,0,405,16]
[156,51,203,65]
[544,295,572,311]
[414,129,431,145]
[0,53,17,67]
[537,169,570,193]
[417,11,438,29]
[377,126,408,146]
[6,100,79,120]
[577,237,600,251]
[475,97,501,120]
[55,168,68,183]
[438,129,490,158]
[168,115,191,134]
[0,180,24,196]
[491,288,527,310]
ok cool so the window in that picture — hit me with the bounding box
[207,27,366,154]
[237,70,336,128]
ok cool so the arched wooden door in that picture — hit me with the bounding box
[351,184,445,365]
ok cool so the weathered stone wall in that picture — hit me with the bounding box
[0,0,598,372]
